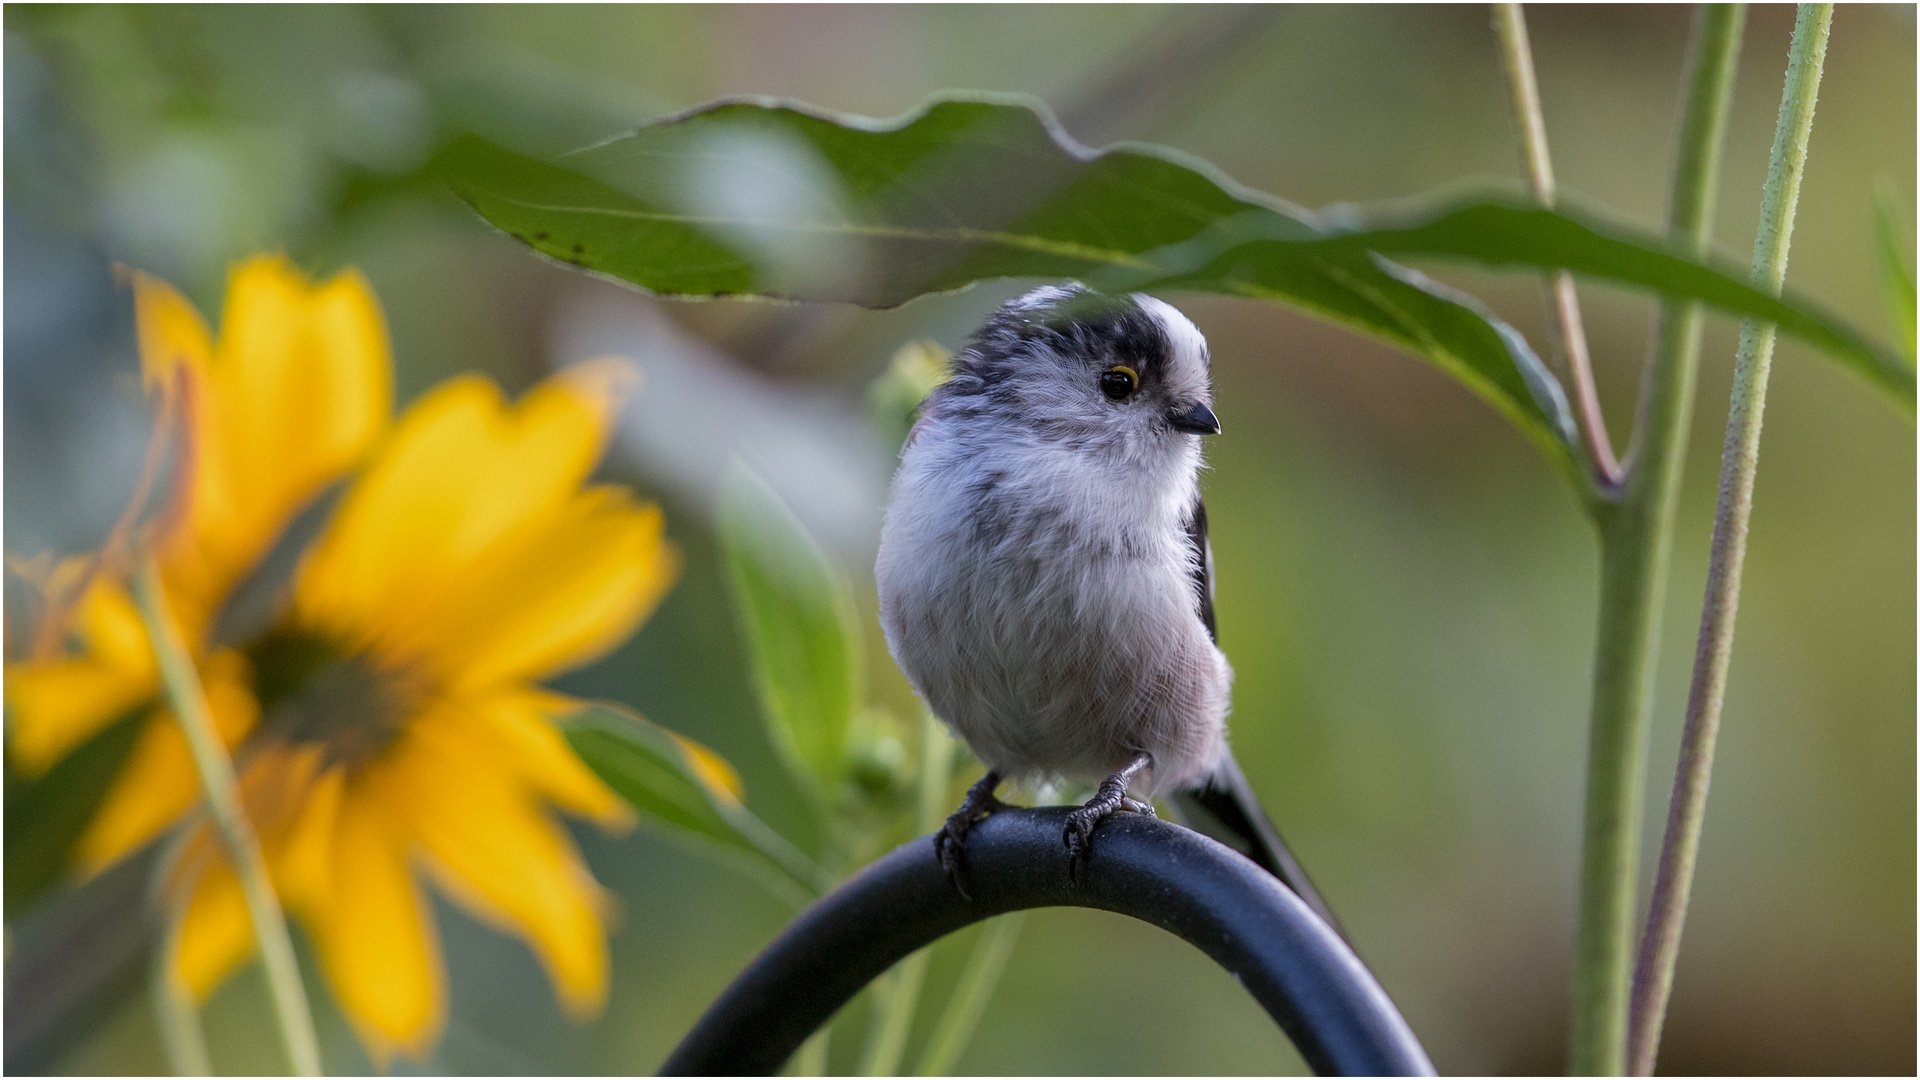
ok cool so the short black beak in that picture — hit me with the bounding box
[1168,401,1221,435]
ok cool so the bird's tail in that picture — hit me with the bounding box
[1168,748,1348,945]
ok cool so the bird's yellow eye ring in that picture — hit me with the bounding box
[1099,365,1140,401]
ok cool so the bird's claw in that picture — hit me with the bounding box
[1063,759,1156,881]
[1063,799,1136,880]
[934,771,1004,900]
[1067,791,1152,876]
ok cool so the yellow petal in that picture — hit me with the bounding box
[4,661,151,777]
[294,359,636,652]
[669,731,745,809]
[173,859,256,1003]
[275,763,346,910]
[404,488,679,690]
[453,688,633,829]
[154,256,393,627]
[380,712,612,1017]
[308,780,444,1065]
[130,270,231,622]
[4,582,158,775]
[74,650,259,873]
[75,715,200,874]
[132,269,214,389]
[551,354,641,416]
[158,746,340,1004]
[76,577,154,669]
[212,255,392,544]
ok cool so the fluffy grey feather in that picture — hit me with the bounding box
[876,284,1230,794]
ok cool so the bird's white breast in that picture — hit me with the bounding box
[876,419,1230,792]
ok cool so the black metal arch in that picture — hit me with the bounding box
[660,807,1435,1076]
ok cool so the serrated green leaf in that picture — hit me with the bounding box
[715,463,863,804]
[561,701,825,900]
[432,94,1914,464]
[1874,182,1915,362]
[429,112,1578,469]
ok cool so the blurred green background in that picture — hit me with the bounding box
[5,4,1911,1074]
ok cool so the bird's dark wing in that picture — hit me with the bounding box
[1185,496,1217,643]
[1172,496,1349,944]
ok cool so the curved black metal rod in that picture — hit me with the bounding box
[661,807,1434,1076]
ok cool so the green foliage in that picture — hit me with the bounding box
[868,339,953,451]
[846,706,913,802]
[716,463,865,807]
[1874,181,1915,362]
[709,463,986,1068]
[1308,200,1910,407]
[431,95,1913,487]
[429,104,1582,469]
[4,705,148,917]
[562,700,827,901]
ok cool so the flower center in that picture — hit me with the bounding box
[245,629,428,770]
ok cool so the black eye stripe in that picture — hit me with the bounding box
[948,287,1178,399]
[1077,311,1166,378]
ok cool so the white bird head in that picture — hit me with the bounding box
[935,284,1219,463]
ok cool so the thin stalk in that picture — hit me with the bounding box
[1569,6,1745,1075]
[150,922,214,1077]
[857,713,956,1075]
[1492,3,1622,489]
[914,912,1027,1076]
[859,962,927,1077]
[133,560,323,1077]
[1627,7,1831,1075]
[790,1029,830,1076]
[730,803,837,903]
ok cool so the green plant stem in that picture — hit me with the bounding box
[857,714,957,1075]
[1569,6,1745,1075]
[856,716,955,1074]
[915,911,1027,1076]
[150,923,213,1077]
[730,802,838,902]
[133,560,322,1078]
[1626,8,1831,1075]
[791,1029,830,1076]
[859,959,928,1076]
[1492,2,1621,488]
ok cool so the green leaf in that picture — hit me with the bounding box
[715,463,864,804]
[5,704,148,917]
[1294,200,1912,411]
[5,840,161,1075]
[1874,181,1915,361]
[432,94,1913,451]
[561,701,826,900]
[429,109,1577,469]
[867,339,952,451]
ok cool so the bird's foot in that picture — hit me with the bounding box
[934,771,1004,899]
[1063,753,1155,879]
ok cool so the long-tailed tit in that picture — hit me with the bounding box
[876,284,1341,933]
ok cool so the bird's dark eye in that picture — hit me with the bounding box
[1099,365,1140,401]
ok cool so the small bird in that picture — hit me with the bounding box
[876,284,1341,934]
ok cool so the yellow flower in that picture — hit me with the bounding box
[193,358,673,1061]
[8,254,391,840]
[5,257,679,1064]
